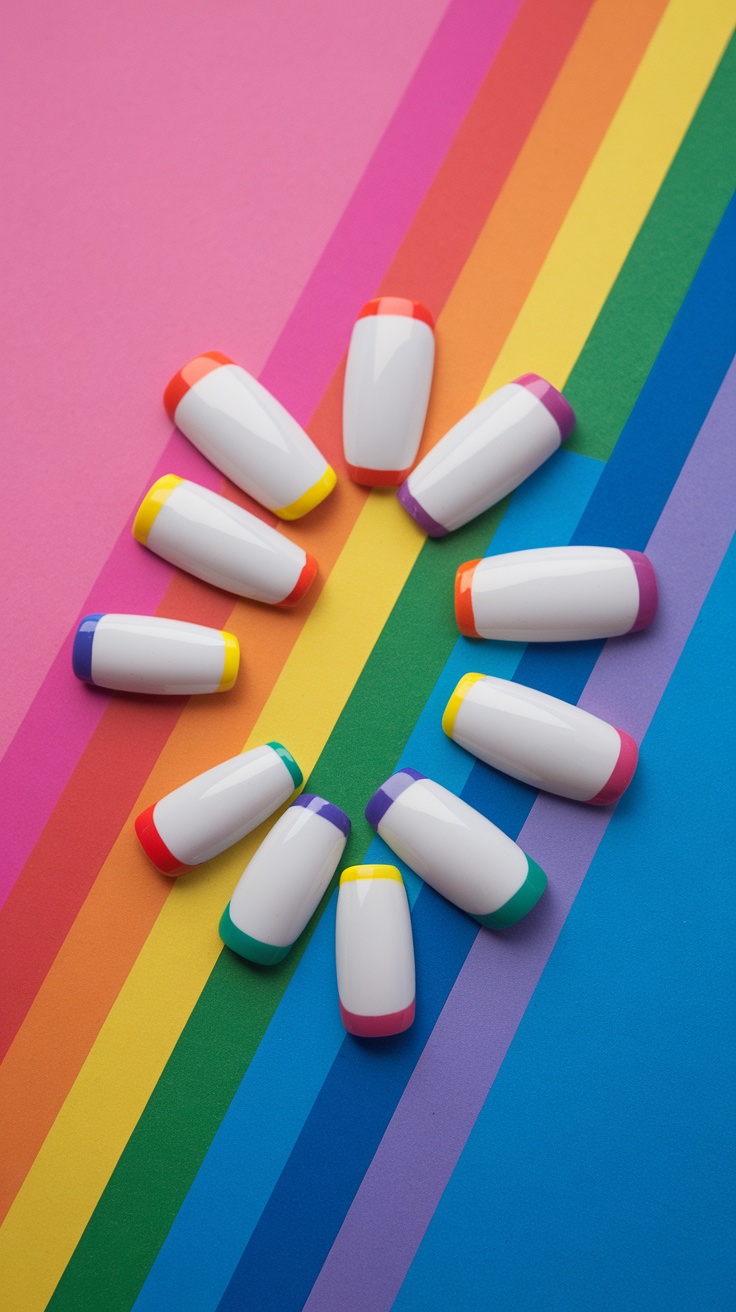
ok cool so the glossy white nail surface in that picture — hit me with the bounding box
[456,546,658,642]
[397,375,574,535]
[335,866,415,1037]
[343,298,434,485]
[444,674,638,805]
[135,742,302,875]
[133,476,316,606]
[366,770,545,927]
[72,613,239,694]
[221,795,349,964]
[165,353,335,518]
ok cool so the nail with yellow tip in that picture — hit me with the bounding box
[72,612,241,696]
[163,351,337,518]
[335,863,415,1038]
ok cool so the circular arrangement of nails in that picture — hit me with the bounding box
[72,298,656,1038]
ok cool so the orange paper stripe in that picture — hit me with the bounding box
[0,0,644,1223]
[0,0,595,1070]
[420,0,669,454]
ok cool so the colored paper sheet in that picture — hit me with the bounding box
[393,536,736,1312]
[1,2,734,1310]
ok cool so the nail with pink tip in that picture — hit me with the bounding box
[335,864,415,1037]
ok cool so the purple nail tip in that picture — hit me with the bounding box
[291,793,351,837]
[622,550,659,632]
[514,372,575,441]
[396,481,448,537]
[365,768,426,830]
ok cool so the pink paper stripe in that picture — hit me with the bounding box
[303,358,736,1312]
[0,0,519,910]
[0,0,451,758]
[259,0,522,425]
[0,437,220,913]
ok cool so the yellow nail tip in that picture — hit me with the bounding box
[276,465,337,520]
[132,475,182,545]
[340,864,403,885]
[218,632,240,691]
[442,672,485,739]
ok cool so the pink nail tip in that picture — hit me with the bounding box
[588,728,639,806]
[339,1001,415,1038]
[513,373,575,441]
[622,550,659,631]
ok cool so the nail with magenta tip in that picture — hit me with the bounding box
[455,546,658,642]
[335,865,416,1037]
[443,673,638,805]
[397,373,574,535]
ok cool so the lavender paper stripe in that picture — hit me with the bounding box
[304,357,736,1312]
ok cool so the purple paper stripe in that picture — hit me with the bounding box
[0,0,509,911]
[303,359,736,1312]
[364,768,426,830]
[291,794,351,838]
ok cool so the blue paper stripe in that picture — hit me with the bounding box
[215,194,736,1312]
[395,535,736,1312]
[134,451,602,1312]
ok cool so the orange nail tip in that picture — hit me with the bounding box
[163,352,233,421]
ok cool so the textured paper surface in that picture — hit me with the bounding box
[1,2,734,1310]
[0,0,448,753]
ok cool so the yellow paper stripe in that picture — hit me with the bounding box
[0,493,425,1312]
[1,4,731,1304]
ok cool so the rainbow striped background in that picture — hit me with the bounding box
[2,0,735,1306]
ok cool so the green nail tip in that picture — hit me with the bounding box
[218,904,291,966]
[267,741,303,790]
[475,856,547,929]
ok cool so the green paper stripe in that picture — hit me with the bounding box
[50,502,503,1312]
[48,43,736,1312]
[565,41,736,462]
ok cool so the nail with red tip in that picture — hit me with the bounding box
[344,297,435,487]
